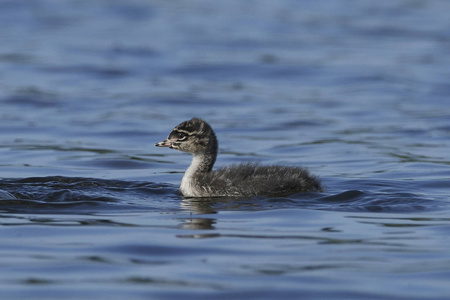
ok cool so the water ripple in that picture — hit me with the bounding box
[0,176,447,215]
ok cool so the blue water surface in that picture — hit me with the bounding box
[1,0,450,299]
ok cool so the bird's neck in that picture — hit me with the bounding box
[186,151,216,176]
[180,132,218,197]
[180,151,216,197]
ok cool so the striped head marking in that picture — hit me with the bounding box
[155,118,216,154]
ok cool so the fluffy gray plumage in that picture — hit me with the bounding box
[156,118,323,197]
[195,163,322,197]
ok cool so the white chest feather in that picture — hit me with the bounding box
[180,155,203,197]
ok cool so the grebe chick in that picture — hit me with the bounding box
[156,118,323,197]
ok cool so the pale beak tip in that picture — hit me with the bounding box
[155,140,172,148]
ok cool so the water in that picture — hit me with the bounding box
[1,0,450,299]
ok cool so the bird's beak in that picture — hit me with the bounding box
[155,139,173,148]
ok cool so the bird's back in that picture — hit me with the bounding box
[194,163,323,197]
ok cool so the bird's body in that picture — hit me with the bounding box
[182,162,321,197]
[156,118,323,197]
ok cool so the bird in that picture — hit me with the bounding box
[155,118,323,197]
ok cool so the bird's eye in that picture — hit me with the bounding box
[177,132,187,140]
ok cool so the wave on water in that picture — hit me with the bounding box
[0,176,179,214]
[0,176,446,215]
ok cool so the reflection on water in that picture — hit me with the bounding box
[1,0,450,299]
[0,175,449,299]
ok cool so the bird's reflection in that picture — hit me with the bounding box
[178,196,272,236]
[179,198,218,232]
[181,197,218,215]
